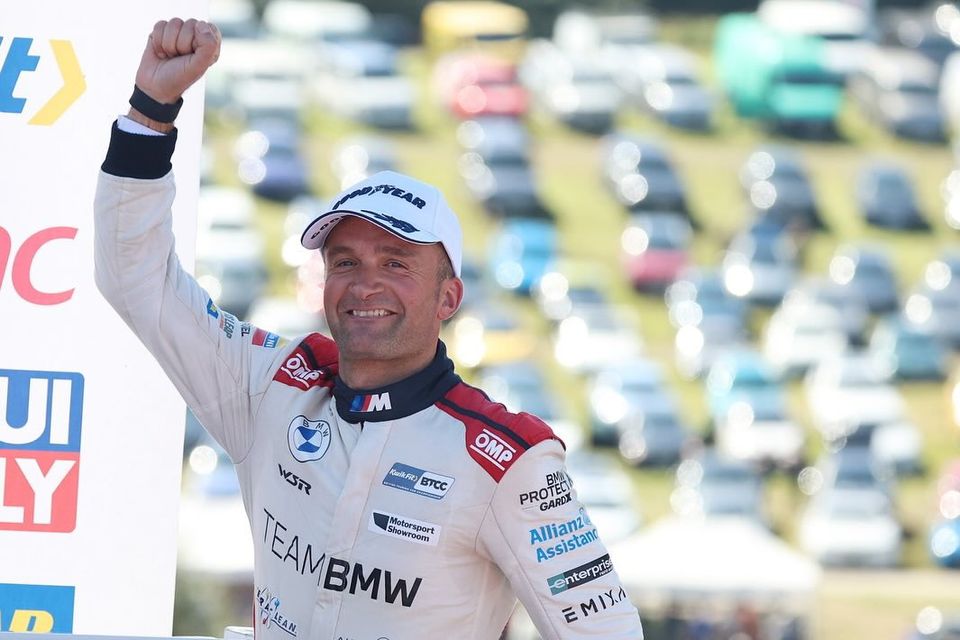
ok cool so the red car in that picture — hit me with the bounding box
[434,53,528,118]
[621,213,692,291]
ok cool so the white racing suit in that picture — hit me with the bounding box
[94,123,644,640]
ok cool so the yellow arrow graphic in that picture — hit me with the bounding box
[28,40,85,126]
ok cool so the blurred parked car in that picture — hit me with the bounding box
[879,5,960,66]
[586,357,675,446]
[446,303,534,370]
[930,518,960,568]
[488,218,558,296]
[554,305,644,374]
[601,132,690,217]
[615,43,715,131]
[329,135,397,190]
[621,212,692,292]
[435,53,528,119]
[851,47,947,142]
[903,284,960,349]
[799,486,902,567]
[783,276,871,346]
[670,449,767,523]
[532,266,609,323]
[868,317,949,381]
[856,160,929,230]
[196,186,268,319]
[721,229,799,306]
[715,401,806,471]
[739,145,825,231]
[705,349,786,427]
[828,244,900,314]
[315,39,415,129]
[618,407,697,468]
[235,118,311,202]
[763,300,848,378]
[806,353,907,439]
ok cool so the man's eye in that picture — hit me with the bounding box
[387,261,406,268]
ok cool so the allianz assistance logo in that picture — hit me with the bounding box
[0,36,84,125]
[0,369,83,532]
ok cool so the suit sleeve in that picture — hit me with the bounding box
[477,439,644,639]
[93,123,291,461]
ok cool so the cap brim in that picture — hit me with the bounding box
[301,209,441,250]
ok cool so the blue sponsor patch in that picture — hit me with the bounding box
[206,298,220,319]
[0,583,75,632]
[382,462,454,500]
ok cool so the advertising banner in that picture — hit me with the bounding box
[0,2,207,634]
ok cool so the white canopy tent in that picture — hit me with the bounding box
[608,516,821,610]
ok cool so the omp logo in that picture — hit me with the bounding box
[0,37,84,125]
[0,369,83,532]
[0,583,74,632]
[470,428,515,470]
[277,353,324,389]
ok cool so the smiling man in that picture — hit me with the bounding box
[94,17,643,640]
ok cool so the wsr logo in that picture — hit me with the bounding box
[0,37,85,125]
[0,369,83,532]
[0,583,74,632]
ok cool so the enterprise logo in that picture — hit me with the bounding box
[547,554,614,595]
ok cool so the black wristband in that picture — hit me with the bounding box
[129,85,183,123]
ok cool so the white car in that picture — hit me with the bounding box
[715,401,805,470]
[805,353,906,439]
[554,305,644,374]
[799,486,902,567]
[763,300,848,378]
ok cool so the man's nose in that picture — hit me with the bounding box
[348,264,384,298]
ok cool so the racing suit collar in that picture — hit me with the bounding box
[333,340,461,423]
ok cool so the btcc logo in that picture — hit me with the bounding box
[382,462,454,500]
[470,428,515,470]
[0,37,85,125]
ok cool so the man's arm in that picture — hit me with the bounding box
[94,19,285,460]
[478,437,644,639]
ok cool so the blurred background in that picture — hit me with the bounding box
[173,0,960,638]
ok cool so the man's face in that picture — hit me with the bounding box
[322,217,461,371]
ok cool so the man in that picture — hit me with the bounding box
[95,18,643,640]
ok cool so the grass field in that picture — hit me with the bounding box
[187,19,960,638]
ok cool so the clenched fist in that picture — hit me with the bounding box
[135,18,221,106]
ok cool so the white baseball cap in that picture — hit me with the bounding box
[300,170,463,277]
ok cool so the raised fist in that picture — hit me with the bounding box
[135,18,221,105]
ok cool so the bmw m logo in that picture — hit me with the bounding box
[287,416,331,463]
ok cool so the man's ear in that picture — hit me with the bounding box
[438,277,464,322]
